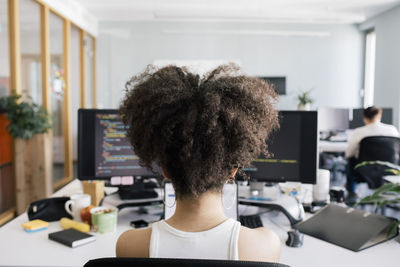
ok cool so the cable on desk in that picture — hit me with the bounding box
[99,190,119,207]
[264,210,292,233]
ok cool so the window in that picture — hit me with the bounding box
[70,24,80,177]
[84,33,94,108]
[49,12,66,184]
[0,0,10,97]
[20,0,42,104]
[363,30,376,108]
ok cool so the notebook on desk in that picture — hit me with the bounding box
[294,204,398,252]
[49,228,95,248]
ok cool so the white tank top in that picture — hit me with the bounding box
[149,218,241,260]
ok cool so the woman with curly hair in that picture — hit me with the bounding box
[116,64,281,262]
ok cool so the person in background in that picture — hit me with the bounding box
[345,106,399,202]
[116,64,281,262]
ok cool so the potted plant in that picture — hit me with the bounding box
[0,95,51,139]
[0,95,52,214]
[297,90,314,111]
[356,182,400,240]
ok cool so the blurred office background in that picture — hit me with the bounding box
[1,0,400,224]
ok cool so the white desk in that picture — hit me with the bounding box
[319,140,348,153]
[260,209,399,267]
[384,176,400,184]
[1,180,399,267]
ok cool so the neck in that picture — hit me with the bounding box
[366,119,380,125]
[166,191,227,232]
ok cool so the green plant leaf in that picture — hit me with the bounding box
[385,169,400,175]
[297,90,314,105]
[356,182,400,217]
[359,195,386,204]
[0,95,52,139]
[373,183,399,196]
[387,221,400,238]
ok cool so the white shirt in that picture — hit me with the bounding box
[149,219,241,260]
[345,121,400,158]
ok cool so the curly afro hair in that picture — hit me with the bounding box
[119,64,279,199]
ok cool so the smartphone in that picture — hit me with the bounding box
[130,219,149,228]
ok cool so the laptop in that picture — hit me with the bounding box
[164,182,238,220]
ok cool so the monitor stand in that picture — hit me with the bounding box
[102,180,163,211]
[239,182,305,226]
[118,182,158,200]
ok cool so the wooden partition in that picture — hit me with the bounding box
[1,0,97,219]
[14,134,52,214]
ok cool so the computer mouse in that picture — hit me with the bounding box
[286,230,304,248]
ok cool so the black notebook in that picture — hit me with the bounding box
[294,204,398,252]
[49,228,95,248]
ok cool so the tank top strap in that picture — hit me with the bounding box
[149,220,161,258]
[229,220,241,260]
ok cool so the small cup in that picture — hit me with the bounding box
[313,169,330,202]
[65,194,91,222]
[90,207,118,233]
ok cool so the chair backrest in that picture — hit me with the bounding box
[84,258,290,267]
[358,136,400,165]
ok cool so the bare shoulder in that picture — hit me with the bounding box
[238,226,281,263]
[116,227,152,258]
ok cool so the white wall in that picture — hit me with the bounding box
[39,0,98,36]
[360,5,400,129]
[97,21,363,110]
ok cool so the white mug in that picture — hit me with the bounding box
[313,169,330,202]
[65,194,91,222]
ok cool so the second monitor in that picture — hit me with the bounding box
[243,111,318,185]
[349,108,393,129]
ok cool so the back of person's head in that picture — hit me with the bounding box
[363,106,382,121]
[119,64,279,199]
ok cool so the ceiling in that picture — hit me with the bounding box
[78,0,400,24]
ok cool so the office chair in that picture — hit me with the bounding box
[84,258,290,267]
[354,136,400,189]
[319,152,347,183]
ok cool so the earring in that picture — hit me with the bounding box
[222,180,237,210]
[162,180,176,208]
[227,176,235,184]
[164,198,176,209]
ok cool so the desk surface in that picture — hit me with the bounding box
[319,140,348,153]
[0,179,399,267]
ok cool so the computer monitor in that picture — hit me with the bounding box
[242,111,318,184]
[259,77,286,95]
[318,107,350,132]
[78,109,158,182]
[349,108,393,129]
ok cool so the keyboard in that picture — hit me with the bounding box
[239,214,263,228]
[118,185,158,200]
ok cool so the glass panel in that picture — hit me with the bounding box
[70,25,80,178]
[363,30,376,108]
[20,0,42,103]
[49,12,65,183]
[0,0,15,215]
[0,0,10,97]
[84,33,93,108]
